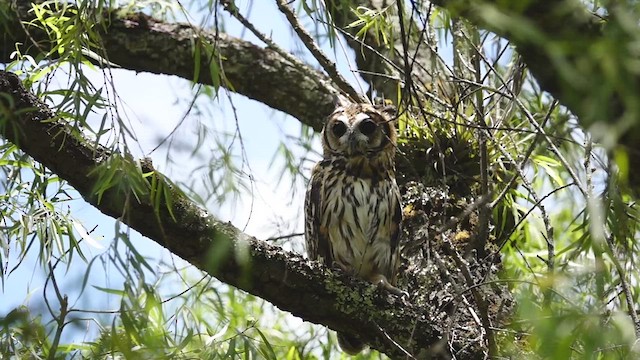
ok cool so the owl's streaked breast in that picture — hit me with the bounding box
[319,163,399,280]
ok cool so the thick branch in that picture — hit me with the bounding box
[1,1,333,131]
[0,70,446,358]
[430,0,640,189]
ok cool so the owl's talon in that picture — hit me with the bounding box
[370,274,409,298]
[380,282,409,298]
[393,287,410,299]
[330,261,350,274]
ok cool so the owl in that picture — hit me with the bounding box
[305,97,404,354]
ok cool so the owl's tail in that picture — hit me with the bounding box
[338,332,366,355]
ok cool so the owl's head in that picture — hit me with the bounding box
[322,97,397,158]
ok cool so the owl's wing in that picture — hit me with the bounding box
[305,161,332,265]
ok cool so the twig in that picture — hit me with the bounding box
[317,0,367,96]
[430,251,461,357]
[470,26,490,257]
[475,49,588,198]
[584,135,606,301]
[395,0,414,105]
[472,96,556,274]
[374,321,417,359]
[454,31,557,272]
[265,232,304,241]
[443,241,497,358]
[436,193,492,234]
[490,100,559,210]
[320,16,454,110]
[275,0,364,103]
[45,262,69,360]
[491,137,558,273]
[498,183,576,253]
[462,38,583,278]
[220,0,338,97]
[317,17,404,74]
[433,249,489,358]
[606,232,640,337]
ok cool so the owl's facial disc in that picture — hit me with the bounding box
[323,103,395,158]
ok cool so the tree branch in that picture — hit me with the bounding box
[1,1,335,131]
[0,70,447,359]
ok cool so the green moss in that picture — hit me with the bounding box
[323,270,405,324]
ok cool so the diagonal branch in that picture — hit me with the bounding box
[0,70,445,359]
[275,0,365,103]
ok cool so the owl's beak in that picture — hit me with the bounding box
[348,132,357,148]
[347,131,365,155]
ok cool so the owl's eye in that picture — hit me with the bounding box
[359,119,376,136]
[332,121,347,137]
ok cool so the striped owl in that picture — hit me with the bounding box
[305,97,404,354]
